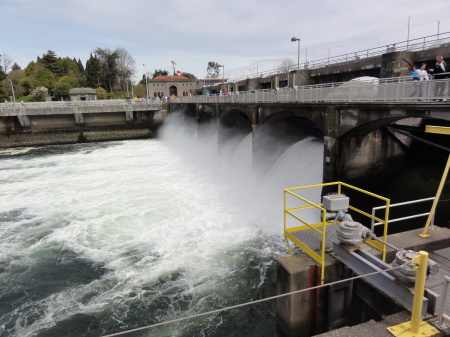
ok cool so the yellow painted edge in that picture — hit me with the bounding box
[425,125,450,135]
[418,233,430,238]
[386,320,439,336]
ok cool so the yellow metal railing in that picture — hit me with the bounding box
[284,181,390,284]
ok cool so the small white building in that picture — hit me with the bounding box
[69,88,97,101]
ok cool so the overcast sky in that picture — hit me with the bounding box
[2,0,450,81]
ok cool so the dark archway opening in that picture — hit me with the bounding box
[169,86,177,97]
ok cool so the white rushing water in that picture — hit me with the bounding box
[0,113,323,336]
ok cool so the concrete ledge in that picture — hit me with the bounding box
[315,311,417,337]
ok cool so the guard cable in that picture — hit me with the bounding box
[101,264,410,337]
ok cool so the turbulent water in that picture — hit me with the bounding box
[0,113,323,337]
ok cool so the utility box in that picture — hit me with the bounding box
[322,194,349,211]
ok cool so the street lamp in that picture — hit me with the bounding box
[291,37,300,70]
[8,79,15,103]
[143,64,149,99]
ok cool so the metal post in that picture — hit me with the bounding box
[407,16,410,50]
[143,64,149,99]
[421,153,450,237]
[8,79,15,103]
[291,37,300,70]
[410,251,428,333]
[438,276,450,327]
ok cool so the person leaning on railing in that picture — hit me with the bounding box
[428,55,448,101]
[417,63,429,100]
[409,66,420,98]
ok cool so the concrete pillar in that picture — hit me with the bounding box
[251,105,260,165]
[74,113,84,125]
[322,106,341,184]
[246,78,260,91]
[17,115,30,127]
[18,106,30,128]
[272,76,279,90]
[125,110,134,123]
[291,70,312,87]
[380,51,415,78]
[74,107,84,126]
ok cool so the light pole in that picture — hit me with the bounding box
[8,79,15,103]
[291,37,300,70]
[143,64,149,99]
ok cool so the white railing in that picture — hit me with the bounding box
[437,276,450,329]
[370,197,436,233]
[0,99,163,110]
[172,74,450,104]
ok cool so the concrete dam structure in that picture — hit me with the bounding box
[0,101,168,148]
[171,100,450,201]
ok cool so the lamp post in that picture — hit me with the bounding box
[291,37,300,70]
[143,64,149,99]
[8,79,15,103]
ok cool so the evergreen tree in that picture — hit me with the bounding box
[93,48,119,92]
[59,57,79,77]
[140,74,147,85]
[24,61,36,76]
[77,58,84,75]
[85,53,101,88]
[11,62,21,71]
[40,50,61,74]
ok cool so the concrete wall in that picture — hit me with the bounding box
[0,103,168,148]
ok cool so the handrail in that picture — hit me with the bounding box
[371,197,435,232]
[0,99,163,111]
[283,182,390,284]
[437,275,450,329]
[217,31,450,83]
[171,73,450,105]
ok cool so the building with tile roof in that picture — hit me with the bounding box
[149,75,196,98]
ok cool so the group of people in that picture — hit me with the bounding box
[410,55,448,101]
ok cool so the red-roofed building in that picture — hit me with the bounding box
[149,75,196,98]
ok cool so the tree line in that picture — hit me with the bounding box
[0,49,223,102]
[0,49,140,102]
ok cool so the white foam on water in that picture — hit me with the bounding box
[0,114,324,336]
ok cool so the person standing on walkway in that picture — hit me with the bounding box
[409,66,420,98]
[428,55,448,101]
[417,63,429,99]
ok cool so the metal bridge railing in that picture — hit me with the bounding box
[210,31,450,83]
[283,182,390,284]
[172,74,450,105]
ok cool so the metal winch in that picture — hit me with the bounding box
[391,249,439,286]
[322,194,371,250]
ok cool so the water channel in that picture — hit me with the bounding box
[0,112,323,336]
